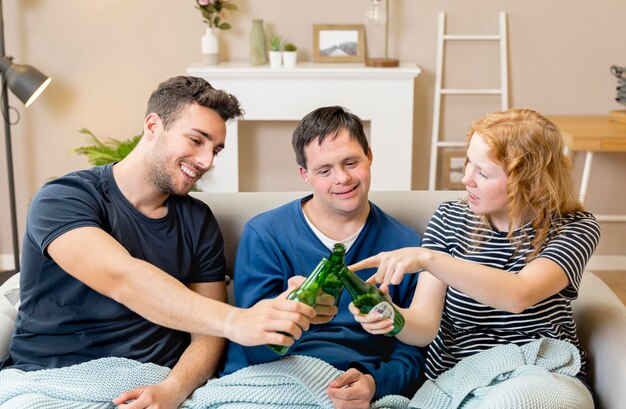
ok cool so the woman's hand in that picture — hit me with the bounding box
[349,247,426,292]
[347,301,395,335]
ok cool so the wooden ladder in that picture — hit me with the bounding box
[428,12,509,190]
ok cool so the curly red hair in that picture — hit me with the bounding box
[467,109,583,257]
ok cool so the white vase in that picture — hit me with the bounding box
[268,51,282,68]
[201,27,219,65]
[282,51,297,69]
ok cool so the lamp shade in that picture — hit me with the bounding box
[0,56,51,107]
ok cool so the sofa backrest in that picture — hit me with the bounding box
[192,190,465,278]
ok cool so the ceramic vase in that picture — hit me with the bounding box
[250,19,267,66]
[201,27,219,65]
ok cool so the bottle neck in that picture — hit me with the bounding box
[328,252,344,267]
[335,266,371,299]
[328,243,346,267]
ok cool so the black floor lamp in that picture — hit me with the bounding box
[0,0,51,277]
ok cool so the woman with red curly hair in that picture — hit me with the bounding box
[350,109,599,407]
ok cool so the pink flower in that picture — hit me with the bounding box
[196,0,237,30]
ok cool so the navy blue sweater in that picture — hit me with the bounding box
[219,195,424,399]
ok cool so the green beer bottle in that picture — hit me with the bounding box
[334,265,405,337]
[321,244,346,307]
[267,243,347,355]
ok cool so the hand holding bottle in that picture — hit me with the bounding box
[334,265,405,337]
[347,291,400,336]
[224,284,316,348]
[288,275,339,325]
[267,244,347,354]
[346,283,395,336]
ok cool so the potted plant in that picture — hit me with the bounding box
[282,42,298,69]
[268,33,283,68]
[70,128,140,166]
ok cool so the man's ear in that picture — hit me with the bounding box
[143,113,161,140]
[367,147,373,163]
[298,166,309,183]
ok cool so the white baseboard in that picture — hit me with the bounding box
[586,255,626,271]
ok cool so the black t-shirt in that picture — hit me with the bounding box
[2,164,225,370]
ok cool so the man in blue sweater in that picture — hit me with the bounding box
[219,106,423,407]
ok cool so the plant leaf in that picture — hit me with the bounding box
[70,129,141,167]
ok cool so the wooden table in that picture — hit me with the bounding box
[549,115,626,223]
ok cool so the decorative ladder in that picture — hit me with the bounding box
[428,12,509,190]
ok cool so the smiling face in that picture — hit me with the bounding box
[462,132,509,231]
[146,103,226,196]
[299,128,372,218]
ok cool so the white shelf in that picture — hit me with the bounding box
[188,61,421,192]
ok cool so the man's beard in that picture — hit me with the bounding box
[147,157,189,196]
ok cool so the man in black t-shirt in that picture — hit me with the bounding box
[0,76,315,408]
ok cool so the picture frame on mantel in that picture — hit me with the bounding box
[313,24,365,63]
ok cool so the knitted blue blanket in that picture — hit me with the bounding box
[409,338,592,409]
[0,355,409,409]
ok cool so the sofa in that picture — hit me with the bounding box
[1,190,624,408]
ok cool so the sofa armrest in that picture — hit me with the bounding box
[572,271,626,409]
[0,273,19,358]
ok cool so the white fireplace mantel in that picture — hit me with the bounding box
[187,62,421,192]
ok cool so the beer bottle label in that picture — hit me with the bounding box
[368,301,395,320]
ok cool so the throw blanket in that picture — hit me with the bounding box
[0,355,409,409]
[410,338,590,409]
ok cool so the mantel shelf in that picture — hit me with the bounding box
[188,61,421,192]
[188,62,421,81]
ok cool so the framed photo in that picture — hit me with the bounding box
[313,24,365,63]
[440,149,466,190]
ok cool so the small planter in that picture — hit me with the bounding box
[282,43,298,69]
[269,50,282,68]
[282,51,297,69]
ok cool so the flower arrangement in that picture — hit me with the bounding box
[196,0,238,30]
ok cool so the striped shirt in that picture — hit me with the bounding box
[422,200,600,380]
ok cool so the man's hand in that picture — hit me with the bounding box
[312,291,338,324]
[112,381,184,409]
[327,368,376,409]
[278,275,339,325]
[222,283,316,347]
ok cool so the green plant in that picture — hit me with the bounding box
[269,34,283,51]
[196,0,238,30]
[70,128,141,166]
[284,42,297,52]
